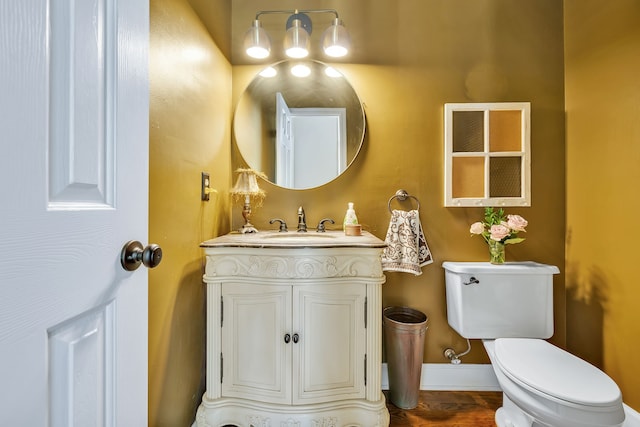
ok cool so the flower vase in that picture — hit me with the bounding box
[488,240,505,264]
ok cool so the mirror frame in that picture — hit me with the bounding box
[233,60,366,190]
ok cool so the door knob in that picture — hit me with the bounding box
[120,240,163,271]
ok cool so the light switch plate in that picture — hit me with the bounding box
[201,172,210,201]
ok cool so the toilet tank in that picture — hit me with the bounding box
[443,262,559,339]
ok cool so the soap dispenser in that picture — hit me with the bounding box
[343,202,358,230]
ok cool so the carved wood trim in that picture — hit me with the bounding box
[205,253,384,279]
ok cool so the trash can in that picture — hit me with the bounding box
[383,306,428,409]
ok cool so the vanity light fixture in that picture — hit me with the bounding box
[283,15,310,58]
[243,9,351,60]
[321,18,350,57]
[243,20,271,59]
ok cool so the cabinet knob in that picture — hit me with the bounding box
[284,333,291,344]
[292,333,299,344]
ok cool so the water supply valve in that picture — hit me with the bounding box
[444,348,462,364]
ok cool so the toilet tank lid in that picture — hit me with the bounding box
[442,261,560,275]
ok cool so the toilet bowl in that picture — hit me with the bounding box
[442,261,626,427]
[485,338,624,427]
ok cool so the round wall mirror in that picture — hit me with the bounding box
[234,60,366,190]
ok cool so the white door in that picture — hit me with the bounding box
[0,0,150,426]
[275,92,294,187]
[289,108,347,189]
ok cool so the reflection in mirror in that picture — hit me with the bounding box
[234,60,365,190]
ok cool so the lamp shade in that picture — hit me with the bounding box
[321,18,350,57]
[230,168,266,200]
[284,19,310,58]
[243,20,271,59]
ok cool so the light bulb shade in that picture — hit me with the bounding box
[243,20,271,59]
[321,18,350,57]
[284,19,310,58]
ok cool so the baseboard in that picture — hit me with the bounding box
[381,362,501,391]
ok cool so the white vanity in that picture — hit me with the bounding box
[196,231,390,427]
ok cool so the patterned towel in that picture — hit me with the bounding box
[382,209,433,275]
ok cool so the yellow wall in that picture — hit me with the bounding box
[565,0,640,409]
[231,0,566,365]
[146,0,640,422]
[149,0,232,425]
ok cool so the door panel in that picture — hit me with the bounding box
[49,0,116,207]
[48,303,115,427]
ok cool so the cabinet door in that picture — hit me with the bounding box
[221,283,292,405]
[293,283,366,404]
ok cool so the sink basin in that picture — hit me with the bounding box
[261,232,336,239]
[201,230,387,249]
[256,231,339,246]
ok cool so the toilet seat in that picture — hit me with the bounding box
[494,338,622,408]
[487,338,626,427]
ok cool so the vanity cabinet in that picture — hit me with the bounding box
[196,231,390,427]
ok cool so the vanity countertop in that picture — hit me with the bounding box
[201,230,386,249]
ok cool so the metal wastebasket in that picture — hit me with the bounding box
[383,306,428,409]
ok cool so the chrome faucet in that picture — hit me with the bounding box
[297,206,307,232]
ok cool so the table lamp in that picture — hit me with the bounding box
[230,168,266,233]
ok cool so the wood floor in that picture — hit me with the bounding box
[385,390,502,426]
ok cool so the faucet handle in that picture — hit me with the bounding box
[269,218,288,232]
[316,218,335,232]
[297,206,307,232]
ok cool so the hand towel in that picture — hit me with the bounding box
[382,209,433,275]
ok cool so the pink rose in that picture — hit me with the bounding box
[489,224,510,241]
[507,214,528,232]
[469,222,485,235]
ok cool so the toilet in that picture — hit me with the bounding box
[443,261,625,427]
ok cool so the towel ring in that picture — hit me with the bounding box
[388,189,421,213]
